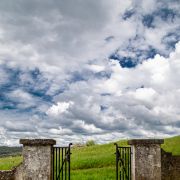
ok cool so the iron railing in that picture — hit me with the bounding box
[115,143,131,180]
[52,143,72,180]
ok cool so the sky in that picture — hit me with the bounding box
[0,0,180,146]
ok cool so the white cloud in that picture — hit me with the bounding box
[131,88,157,104]
[52,41,180,140]
[46,101,74,117]
[86,64,105,73]
[73,120,103,134]
[48,127,72,135]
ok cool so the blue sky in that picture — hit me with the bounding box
[0,0,180,145]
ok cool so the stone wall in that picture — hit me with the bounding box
[0,163,22,180]
[0,169,15,180]
[14,163,23,180]
[161,149,180,180]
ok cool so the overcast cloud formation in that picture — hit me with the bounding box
[0,0,180,145]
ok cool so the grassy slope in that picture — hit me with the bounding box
[0,136,179,180]
[161,135,180,155]
[0,156,22,170]
[71,140,127,180]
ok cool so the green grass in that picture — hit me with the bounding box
[71,166,115,180]
[0,136,179,180]
[161,135,180,155]
[0,156,22,170]
[71,140,128,170]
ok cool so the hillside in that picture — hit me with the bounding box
[0,146,22,157]
[161,135,180,155]
[0,136,179,180]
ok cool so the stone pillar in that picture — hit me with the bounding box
[128,139,164,180]
[20,139,56,180]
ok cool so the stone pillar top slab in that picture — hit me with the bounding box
[128,139,164,145]
[20,139,56,146]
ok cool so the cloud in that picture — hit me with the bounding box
[46,101,74,117]
[0,0,127,71]
[0,0,180,145]
[51,42,180,139]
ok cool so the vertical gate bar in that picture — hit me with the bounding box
[55,148,57,179]
[61,148,64,180]
[120,147,121,180]
[124,148,125,179]
[65,148,67,180]
[128,148,129,179]
[69,144,72,180]
[54,148,55,180]
[119,148,120,180]
[129,148,130,180]
[127,148,129,179]
[126,148,127,180]
[130,147,131,180]
[58,148,60,180]
[124,148,125,180]
[119,147,120,180]
[55,148,57,180]
[120,148,123,179]
[52,147,54,180]
[125,148,126,179]
[125,148,128,179]
[122,147,124,179]
[125,148,128,177]
[117,147,118,180]
[125,147,129,180]
[115,144,118,180]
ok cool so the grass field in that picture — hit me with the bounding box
[0,156,22,170]
[0,136,179,180]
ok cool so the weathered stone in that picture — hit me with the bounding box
[161,149,180,180]
[20,139,56,146]
[128,139,164,145]
[14,163,23,180]
[128,139,164,180]
[0,170,15,180]
[19,139,56,180]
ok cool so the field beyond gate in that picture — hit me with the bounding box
[71,140,129,180]
[52,141,128,180]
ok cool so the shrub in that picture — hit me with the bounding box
[86,140,96,146]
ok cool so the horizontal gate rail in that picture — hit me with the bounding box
[115,143,131,180]
[52,143,72,180]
